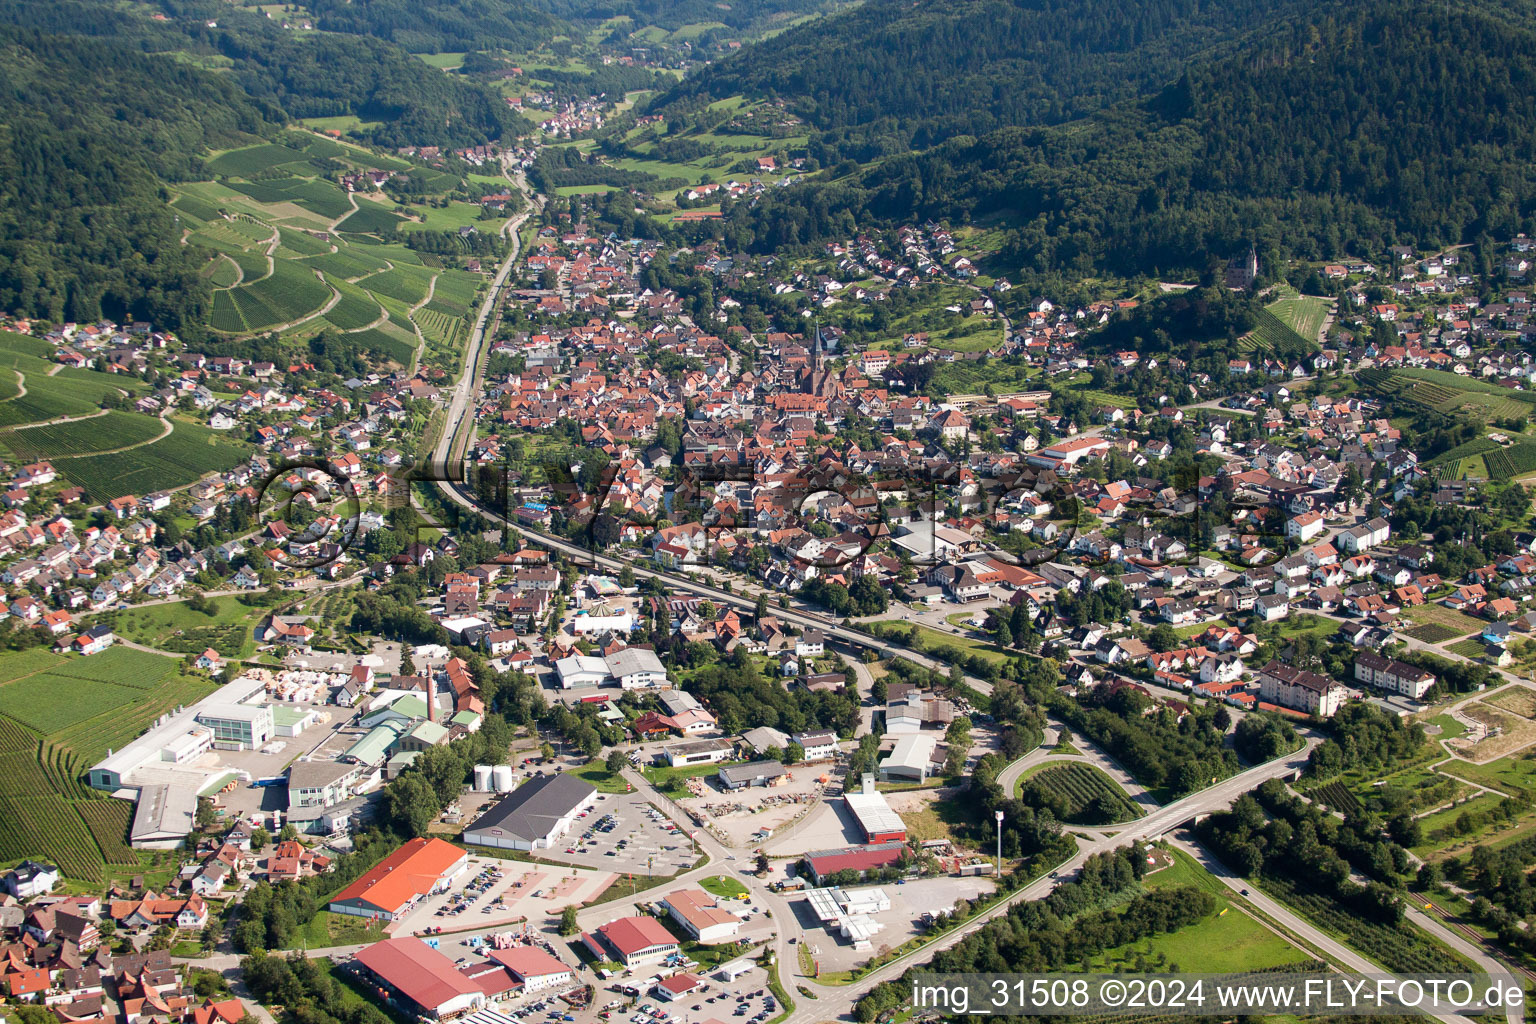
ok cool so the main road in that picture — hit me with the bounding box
[432,169,538,467]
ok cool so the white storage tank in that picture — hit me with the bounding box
[474,765,494,792]
[492,764,514,792]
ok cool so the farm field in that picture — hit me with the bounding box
[53,419,252,503]
[1016,761,1142,823]
[1087,848,1310,974]
[1399,602,1486,637]
[0,647,213,882]
[1404,623,1471,645]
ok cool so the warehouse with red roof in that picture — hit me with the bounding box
[352,937,485,1019]
[804,842,907,886]
[580,915,680,966]
[329,837,468,921]
[488,946,575,992]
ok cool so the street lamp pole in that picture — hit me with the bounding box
[994,810,1003,880]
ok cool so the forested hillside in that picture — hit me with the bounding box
[0,0,528,150]
[304,0,562,54]
[535,0,845,36]
[700,1,1536,281]
[656,0,1312,159]
[0,0,537,329]
[0,27,282,330]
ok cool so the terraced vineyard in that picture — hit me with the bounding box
[209,259,333,334]
[179,134,489,365]
[1020,761,1142,824]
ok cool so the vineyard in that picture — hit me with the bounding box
[182,136,486,366]
[1482,443,1536,481]
[0,644,218,880]
[1309,780,1362,816]
[0,410,165,462]
[1401,622,1463,644]
[1243,307,1317,358]
[54,419,251,503]
[1262,875,1471,974]
[1022,761,1142,824]
[209,259,333,335]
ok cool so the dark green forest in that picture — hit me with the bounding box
[0,27,281,329]
[689,0,1536,281]
[304,0,562,53]
[535,0,847,36]
[657,0,1313,159]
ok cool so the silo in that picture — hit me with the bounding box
[474,765,494,792]
[493,764,514,792]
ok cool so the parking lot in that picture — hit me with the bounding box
[522,792,701,877]
[395,855,617,936]
[600,962,778,1024]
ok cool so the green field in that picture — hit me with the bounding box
[0,647,215,882]
[105,597,264,659]
[53,419,251,503]
[1089,848,1310,974]
[699,875,748,899]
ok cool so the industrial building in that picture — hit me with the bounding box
[485,946,574,992]
[195,702,275,750]
[717,761,788,790]
[329,837,468,921]
[843,775,906,843]
[88,674,269,790]
[351,938,485,1020]
[605,647,668,689]
[804,886,891,949]
[804,842,908,886]
[879,734,938,783]
[581,916,680,966]
[554,654,609,689]
[461,774,597,851]
[664,737,737,767]
[129,784,199,849]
